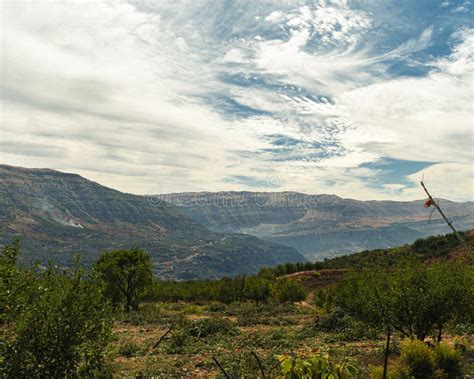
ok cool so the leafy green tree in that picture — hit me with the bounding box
[335,260,474,340]
[216,277,242,304]
[274,279,307,303]
[1,261,112,377]
[0,238,35,324]
[94,248,153,312]
[243,276,271,305]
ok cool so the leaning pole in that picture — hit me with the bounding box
[420,181,472,255]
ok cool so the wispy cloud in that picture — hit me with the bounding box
[0,0,472,200]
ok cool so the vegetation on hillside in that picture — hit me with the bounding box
[1,231,473,378]
[260,231,473,278]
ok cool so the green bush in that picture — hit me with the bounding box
[121,303,166,325]
[277,351,358,378]
[1,262,113,378]
[274,279,307,303]
[162,330,188,354]
[368,364,410,379]
[370,341,464,379]
[313,308,380,341]
[185,317,238,338]
[434,343,462,379]
[400,339,436,379]
[119,342,143,358]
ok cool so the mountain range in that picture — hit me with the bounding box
[159,191,474,260]
[1,164,472,278]
[0,165,304,279]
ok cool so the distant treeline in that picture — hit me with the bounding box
[146,275,307,305]
[258,231,472,278]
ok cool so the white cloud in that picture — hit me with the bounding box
[405,163,474,202]
[0,0,472,201]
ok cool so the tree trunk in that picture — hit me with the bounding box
[125,294,133,312]
[382,327,391,379]
[437,324,442,343]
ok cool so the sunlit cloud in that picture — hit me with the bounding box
[0,0,472,200]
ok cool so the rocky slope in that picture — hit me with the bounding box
[159,192,474,260]
[0,165,304,279]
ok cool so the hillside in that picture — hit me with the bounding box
[160,192,474,260]
[275,230,474,288]
[0,165,304,279]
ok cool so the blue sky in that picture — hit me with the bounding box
[1,0,473,200]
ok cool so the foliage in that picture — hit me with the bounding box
[399,339,436,379]
[335,260,474,340]
[243,276,271,305]
[0,238,35,324]
[180,317,238,338]
[149,274,306,305]
[258,261,325,279]
[368,364,411,379]
[1,260,113,378]
[313,288,336,312]
[313,308,381,341]
[274,279,307,303]
[371,340,465,379]
[322,231,472,269]
[118,342,144,358]
[277,351,357,378]
[94,248,153,312]
[434,342,462,379]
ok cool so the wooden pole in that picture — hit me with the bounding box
[420,181,472,254]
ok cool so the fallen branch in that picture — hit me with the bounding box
[251,351,266,379]
[212,356,230,379]
[152,328,173,349]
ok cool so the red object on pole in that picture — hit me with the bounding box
[424,198,434,208]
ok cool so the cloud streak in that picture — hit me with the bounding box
[0,0,472,200]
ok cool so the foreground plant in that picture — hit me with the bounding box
[1,240,113,378]
[277,350,357,378]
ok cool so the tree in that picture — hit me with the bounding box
[2,260,112,377]
[216,277,242,304]
[274,279,307,303]
[94,248,153,312]
[335,260,474,341]
[243,276,271,305]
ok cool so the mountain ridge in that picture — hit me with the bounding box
[0,164,304,279]
[159,191,474,260]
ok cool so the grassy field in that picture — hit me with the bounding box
[109,299,474,378]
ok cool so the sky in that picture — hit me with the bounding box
[1,0,473,201]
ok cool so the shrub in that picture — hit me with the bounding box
[277,351,357,378]
[162,330,188,354]
[1,263,113,378]
[400,339,436,379]
[370,341,464,379]
[368,364,410,379]
[185,318,238,338]
[119,342,143,358]
[274,279,307,303]
[434,343,462,379]
[313,308,380,341]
